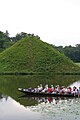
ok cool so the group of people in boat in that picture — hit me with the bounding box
[30,84,80,96]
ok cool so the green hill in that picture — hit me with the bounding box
[0,35,80,74]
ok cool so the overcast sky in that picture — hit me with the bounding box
[0,0,80,46]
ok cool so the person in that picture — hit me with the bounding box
[48,88,52,93]
[60,86,66,94]
[37,84,43,92]
[67,87,72,94]
[55,85,60,93]
[43,84,48,92]
[71,86,78,96]
[39,84,43,91]
[48,85,54,93]
[51,85,54,91]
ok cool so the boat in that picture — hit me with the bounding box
[18,88,80,97]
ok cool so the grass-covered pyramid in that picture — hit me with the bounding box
[0,35,80,74]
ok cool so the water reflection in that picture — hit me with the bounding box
[19,95,80,105]
[0,95,41,120]
[0,75,80,107]
[0,94,80,120]
[28,97,80,120]
[0,93,8,101]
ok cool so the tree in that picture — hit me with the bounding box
[5,30,9,37]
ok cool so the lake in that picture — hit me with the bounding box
[0,75,80,120]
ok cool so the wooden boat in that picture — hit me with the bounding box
[18,88,80,97]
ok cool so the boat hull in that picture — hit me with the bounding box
[18,88,79,97]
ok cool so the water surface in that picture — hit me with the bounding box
[0,75,80,120]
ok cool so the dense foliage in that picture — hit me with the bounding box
[0,34,80,74]
[0,31,26,52]
[0,31,11,52]
[53,45,80,62]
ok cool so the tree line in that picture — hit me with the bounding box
[0,30,40,52]
[0,30,80,62]
[53,45,80,62]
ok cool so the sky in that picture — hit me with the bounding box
[0,0,80,46]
